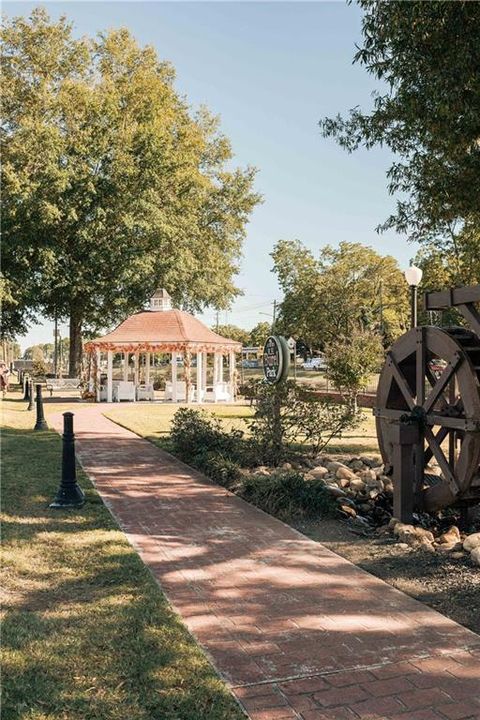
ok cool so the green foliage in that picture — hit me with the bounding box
[169,408,247,486]
[2,9,260,371]
[321,1,480,244]
[214,324,250,345]
[325,331,383,411]
[248,380,358,465]
[240,470,335,521]
[248,321,272,348]
[272,240,408,349]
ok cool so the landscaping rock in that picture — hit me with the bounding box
[463,532,480,552]
[340,504,357,518]
[349,459,364,472]
[336,466,356,481]
[437,526,461,545]
[360,456,381,468]
[470,547,480,566]
[337,477,350,489]
[349,478,366,493]
[325,484,347,498]
[310,466,329,480]
[326,461,347,473]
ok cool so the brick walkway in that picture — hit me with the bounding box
[50,407,480,720]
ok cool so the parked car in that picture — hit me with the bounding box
[302,357,327,371]
[242,359,260,368]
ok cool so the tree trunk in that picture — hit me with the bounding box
[69,308,83,378]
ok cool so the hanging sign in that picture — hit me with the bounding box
[262,335,290,384]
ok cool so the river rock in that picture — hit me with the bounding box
[360,456,381,468]
[360,469,377,483]
[349,478,366,493]
[463,532,480,552]
[336,466,356,481]
[326,461,346,473]
[436,541,463,553]
[437,526,461,545]
[349,459,364,472]
[339,504,357,518]
[310,465,329,480]
[470,547,480,566]
[325,484,347,498]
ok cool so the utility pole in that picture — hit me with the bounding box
[272,300,277,328]
[379,280,384,336]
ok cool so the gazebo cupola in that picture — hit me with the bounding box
[150,288,172,312]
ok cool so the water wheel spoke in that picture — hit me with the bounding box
[426,414,470,430]
[388,353,415,410]
[424,425,449,464]
[423,355,461,414]
[426,367,448,411]
[424,427,459,495]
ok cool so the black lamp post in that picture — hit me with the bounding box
[34,384,48,431]
[23,375,30,401]
[27,380,34,411]
[50,412,85,508]
[404,265,423,329]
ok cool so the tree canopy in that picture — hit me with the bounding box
[321,1,480,245]
[271,240,408,349]
[2,10,260,373]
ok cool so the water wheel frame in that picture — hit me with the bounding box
[375,326,480,511]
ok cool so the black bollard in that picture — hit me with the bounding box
[34,384,48,431]
[27,380,34,411]
[50,412,85,509]
[23,375,30,401]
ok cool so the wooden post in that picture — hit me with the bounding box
[123,353,129,382]
[107,350,113,403]
[391,422,420,523]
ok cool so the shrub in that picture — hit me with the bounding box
[170,408,246,484]
[240,470,335,521]
[247,380,359,465]
[195,451,241,489]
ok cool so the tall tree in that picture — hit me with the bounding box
[249,321,271,348]
[213,324,250,346]
[2,10,260,374]
[272,240,409,349]
[321,1,480,244]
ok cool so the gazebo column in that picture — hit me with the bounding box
[134,351,139,387]
[196,351,203,403]
[213,353,218,386]
[202,351,207,399]
[107,350,113,403]
[96,349,101,402]
[145,352,150,384]
[171,351,178,402]
[219,354,224,383]
[123,353,129,382]
[229,350,235,400]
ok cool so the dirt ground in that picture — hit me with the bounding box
[296,517,480,635]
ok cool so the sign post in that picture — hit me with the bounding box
[262,335,290,384]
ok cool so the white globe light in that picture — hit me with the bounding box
[404,265,423,287]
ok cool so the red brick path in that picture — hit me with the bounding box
[50,408,480,720]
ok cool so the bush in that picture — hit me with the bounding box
[195,451,241,489]
[240,470,335,521]
[248,380,359,465]
[170,407,243,462]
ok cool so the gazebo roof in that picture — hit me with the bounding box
[84,309,242,354]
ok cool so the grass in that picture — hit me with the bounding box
[1,391,245,720]
[105,400,380,456]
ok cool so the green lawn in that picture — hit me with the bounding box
[1,392,245,720]
[105,400,380,456]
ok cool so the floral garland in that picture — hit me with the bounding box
[84,341,241,354]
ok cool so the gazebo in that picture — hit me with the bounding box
[84,289,241,403]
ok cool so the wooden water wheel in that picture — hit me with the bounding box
[375,325,480,512]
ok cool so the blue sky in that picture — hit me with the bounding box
[6,1,417,349]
